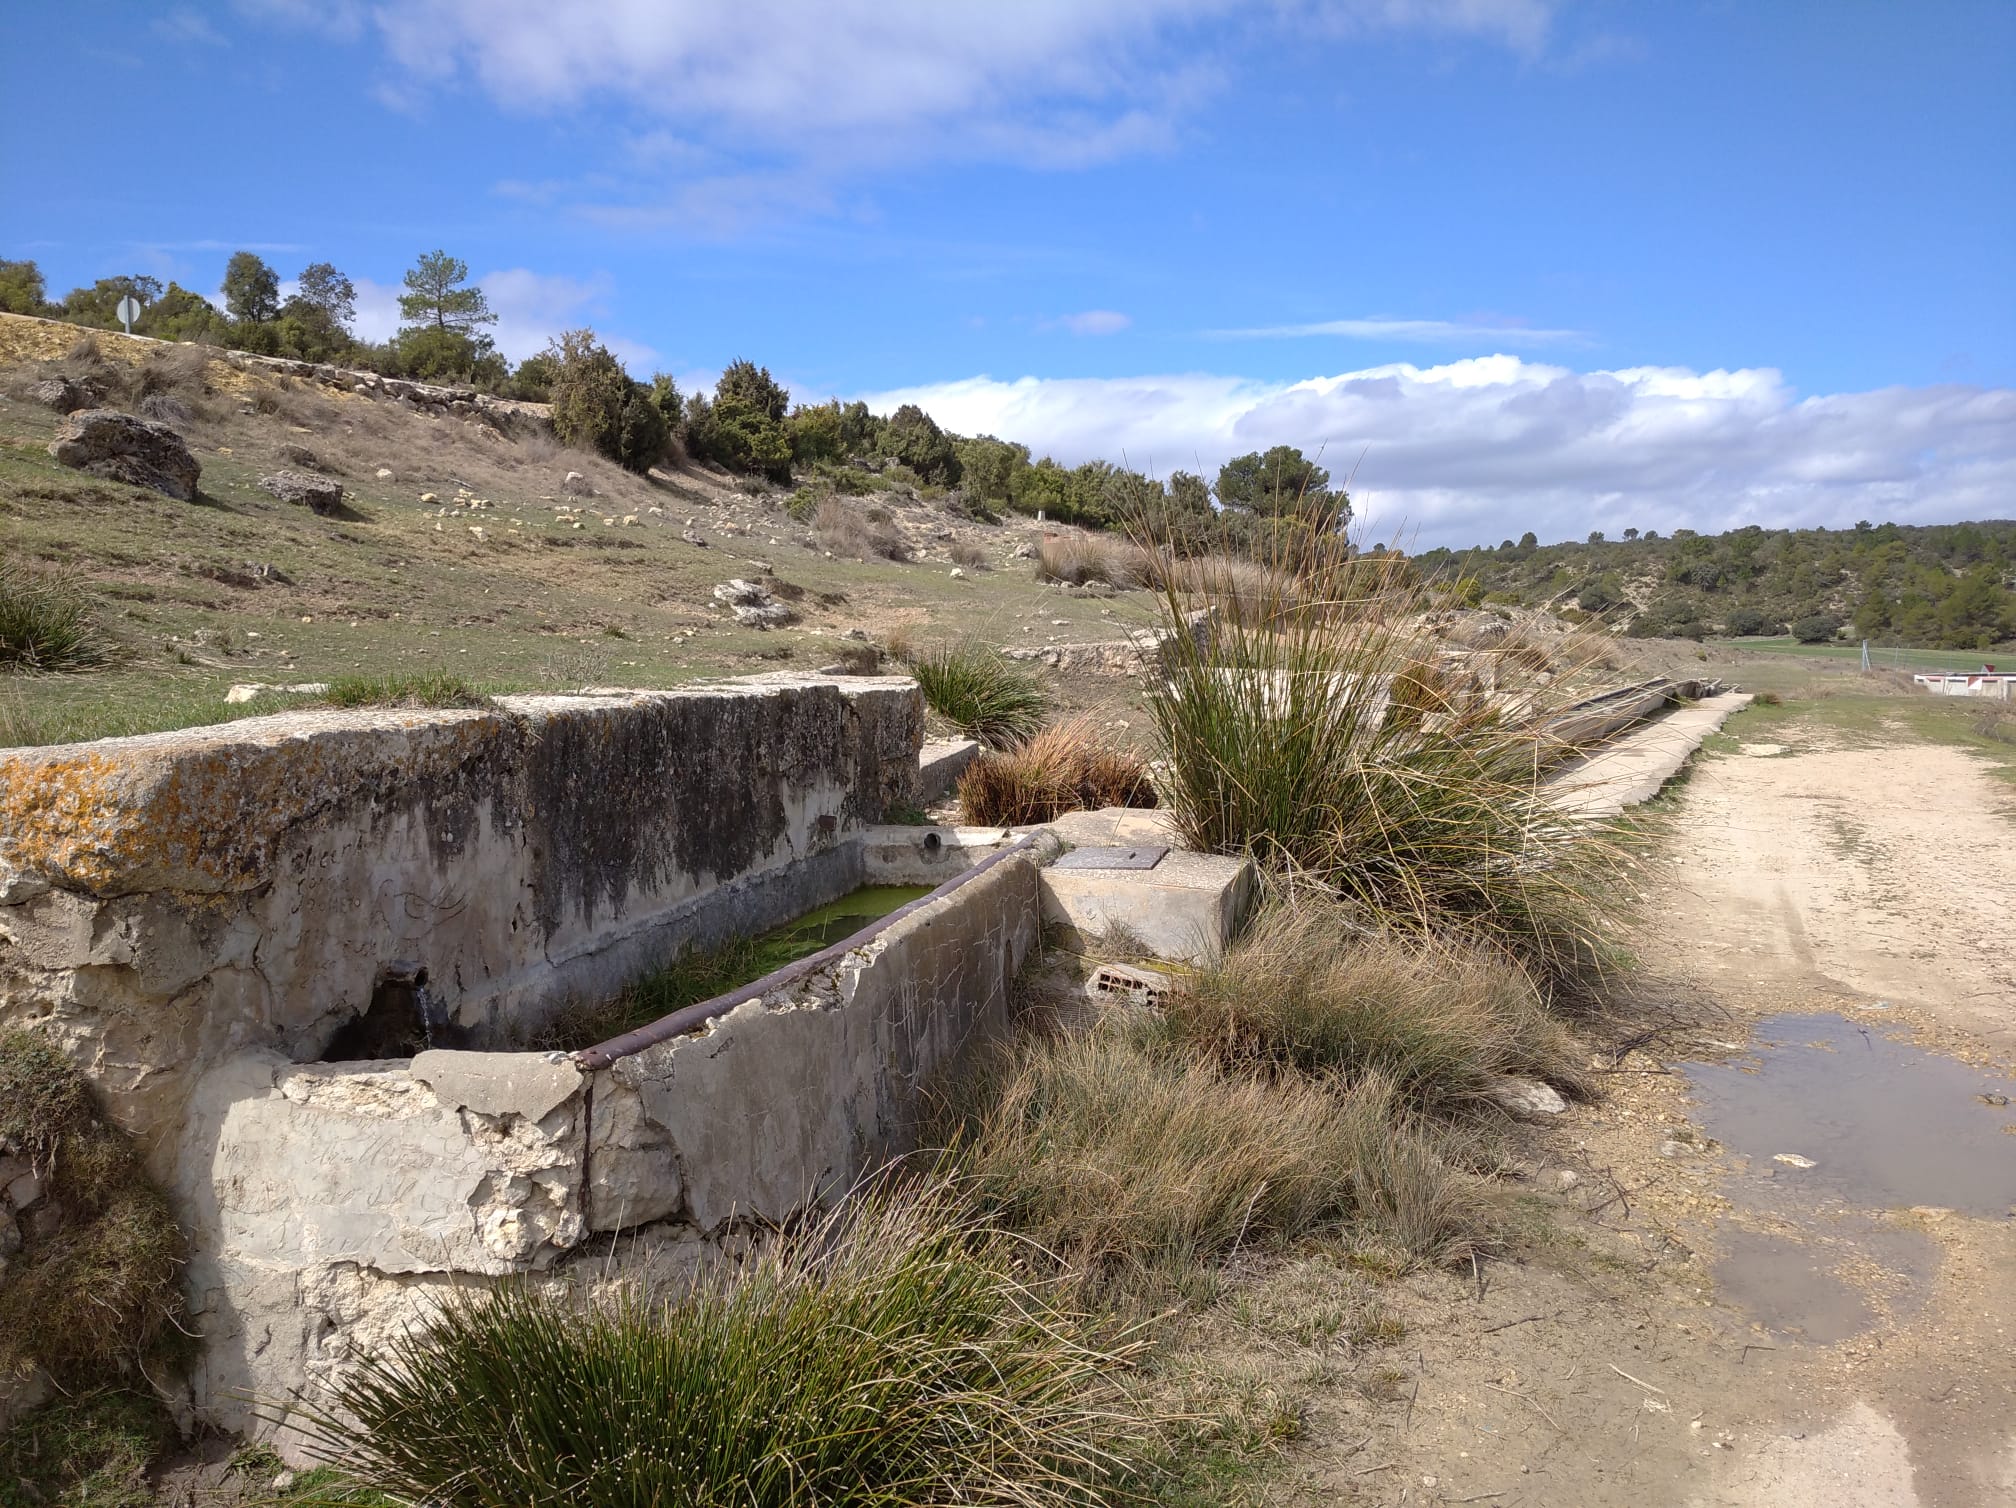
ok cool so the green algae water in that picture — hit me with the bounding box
[553,885,936,1049]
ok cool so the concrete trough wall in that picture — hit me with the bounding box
[175,852,1041,1441]
[0,674,920,1164]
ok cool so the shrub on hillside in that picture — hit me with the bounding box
[813,497,907,561]
[544,329,665,474]
[908,643,1047,748]
[1792,613,1839,644]
[957,718,1156,825]
[1723,607,1780,637]
[289,1177,1157,1506]
[876,403,962,485]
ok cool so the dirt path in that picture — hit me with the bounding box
[1255,711,2016,1507]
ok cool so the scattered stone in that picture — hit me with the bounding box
[352,382,374,396]
[47,408,201,500]
[1486,1076,1568,1119]
[1010,541,1037,559]
[29,376,98,413]
[1977,1093,2010,1108]
[682,529,708,547]
[278,442,327,471]
[1554,1168,1582,1190]
[419,491,438,503]
[712,578,797,629]
[1772,1153,1817,1169]
[375,467,394,479]
[259,470,345,516]
[949,567,967,579]
[561,470,593,497]
[224,682,330,704]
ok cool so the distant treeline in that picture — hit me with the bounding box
[1416,521,2016,650]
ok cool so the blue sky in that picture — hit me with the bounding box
[4,1,2012,545]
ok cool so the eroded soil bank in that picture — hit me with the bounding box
[1194,702,2016,1507]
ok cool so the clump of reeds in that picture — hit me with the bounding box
[1139,511,1638,993]
[909,642,1048,748]
[957,717,1156,825]
[287,1175,1160,1506]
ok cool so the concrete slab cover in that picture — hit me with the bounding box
[1053,845,1168,871]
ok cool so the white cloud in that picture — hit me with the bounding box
[154,9,229,46]
[1049,310,1133,337]
[261,1,1557,175]
[856,356,2016,547]
[1209,315,1585,345]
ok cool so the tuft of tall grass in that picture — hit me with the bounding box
[1037,532,1157,589]
[909,641,1048,748]
[1160,905,1587,1111]
[958,717,1157,825]
[288,1176,1159,1507]
[1141,517,1638,993]
[814,497,908,561]
[0,556,109,673]
[950,1022,1488,1288]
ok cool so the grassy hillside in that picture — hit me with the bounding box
[1415,520,2016,650]
[0,317,1146,746]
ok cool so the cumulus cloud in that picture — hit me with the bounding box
[1209,315,1586,345]
[257,1,1558,174]
[856,356,2016,547]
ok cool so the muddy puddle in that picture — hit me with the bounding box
[1682,1012,2016,1344]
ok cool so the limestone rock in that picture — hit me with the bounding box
[30,376,99,414]
[1486,1076,1567,1118]
[259,470,344,516]
[682,528,708,547]
[561,470,593,497]
[47,408,201,500]
[712,578,797,629]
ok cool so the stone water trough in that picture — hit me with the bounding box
[0,672,1251,1444]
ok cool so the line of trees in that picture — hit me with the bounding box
[4,249,1356,539]
[0,250,536,394]
[1418,520,2016,650]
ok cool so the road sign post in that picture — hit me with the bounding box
[115,295,141,333]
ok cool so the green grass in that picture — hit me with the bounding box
[909,641,1049,748]
[319,672,489,708]
[287,1176,1161,1507]
[0,1387,174,1508]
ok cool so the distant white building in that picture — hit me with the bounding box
[1914,667,2014,699]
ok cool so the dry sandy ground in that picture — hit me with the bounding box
[1234,709,2016,1507]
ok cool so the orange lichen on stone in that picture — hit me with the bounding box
[0,711,502,897]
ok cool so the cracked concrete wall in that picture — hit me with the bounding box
[173,855,1038,1443]
[0,675,921,1171]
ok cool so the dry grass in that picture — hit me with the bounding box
[1037,532,1157,589]
[1161,905,1588,1112]
[957,717,1157,825]
[1166,554,1291,626]
[0,1029,188,1386]
[815,497,909,561]
[948,1022,1489,1291]
[950,539,992,571]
